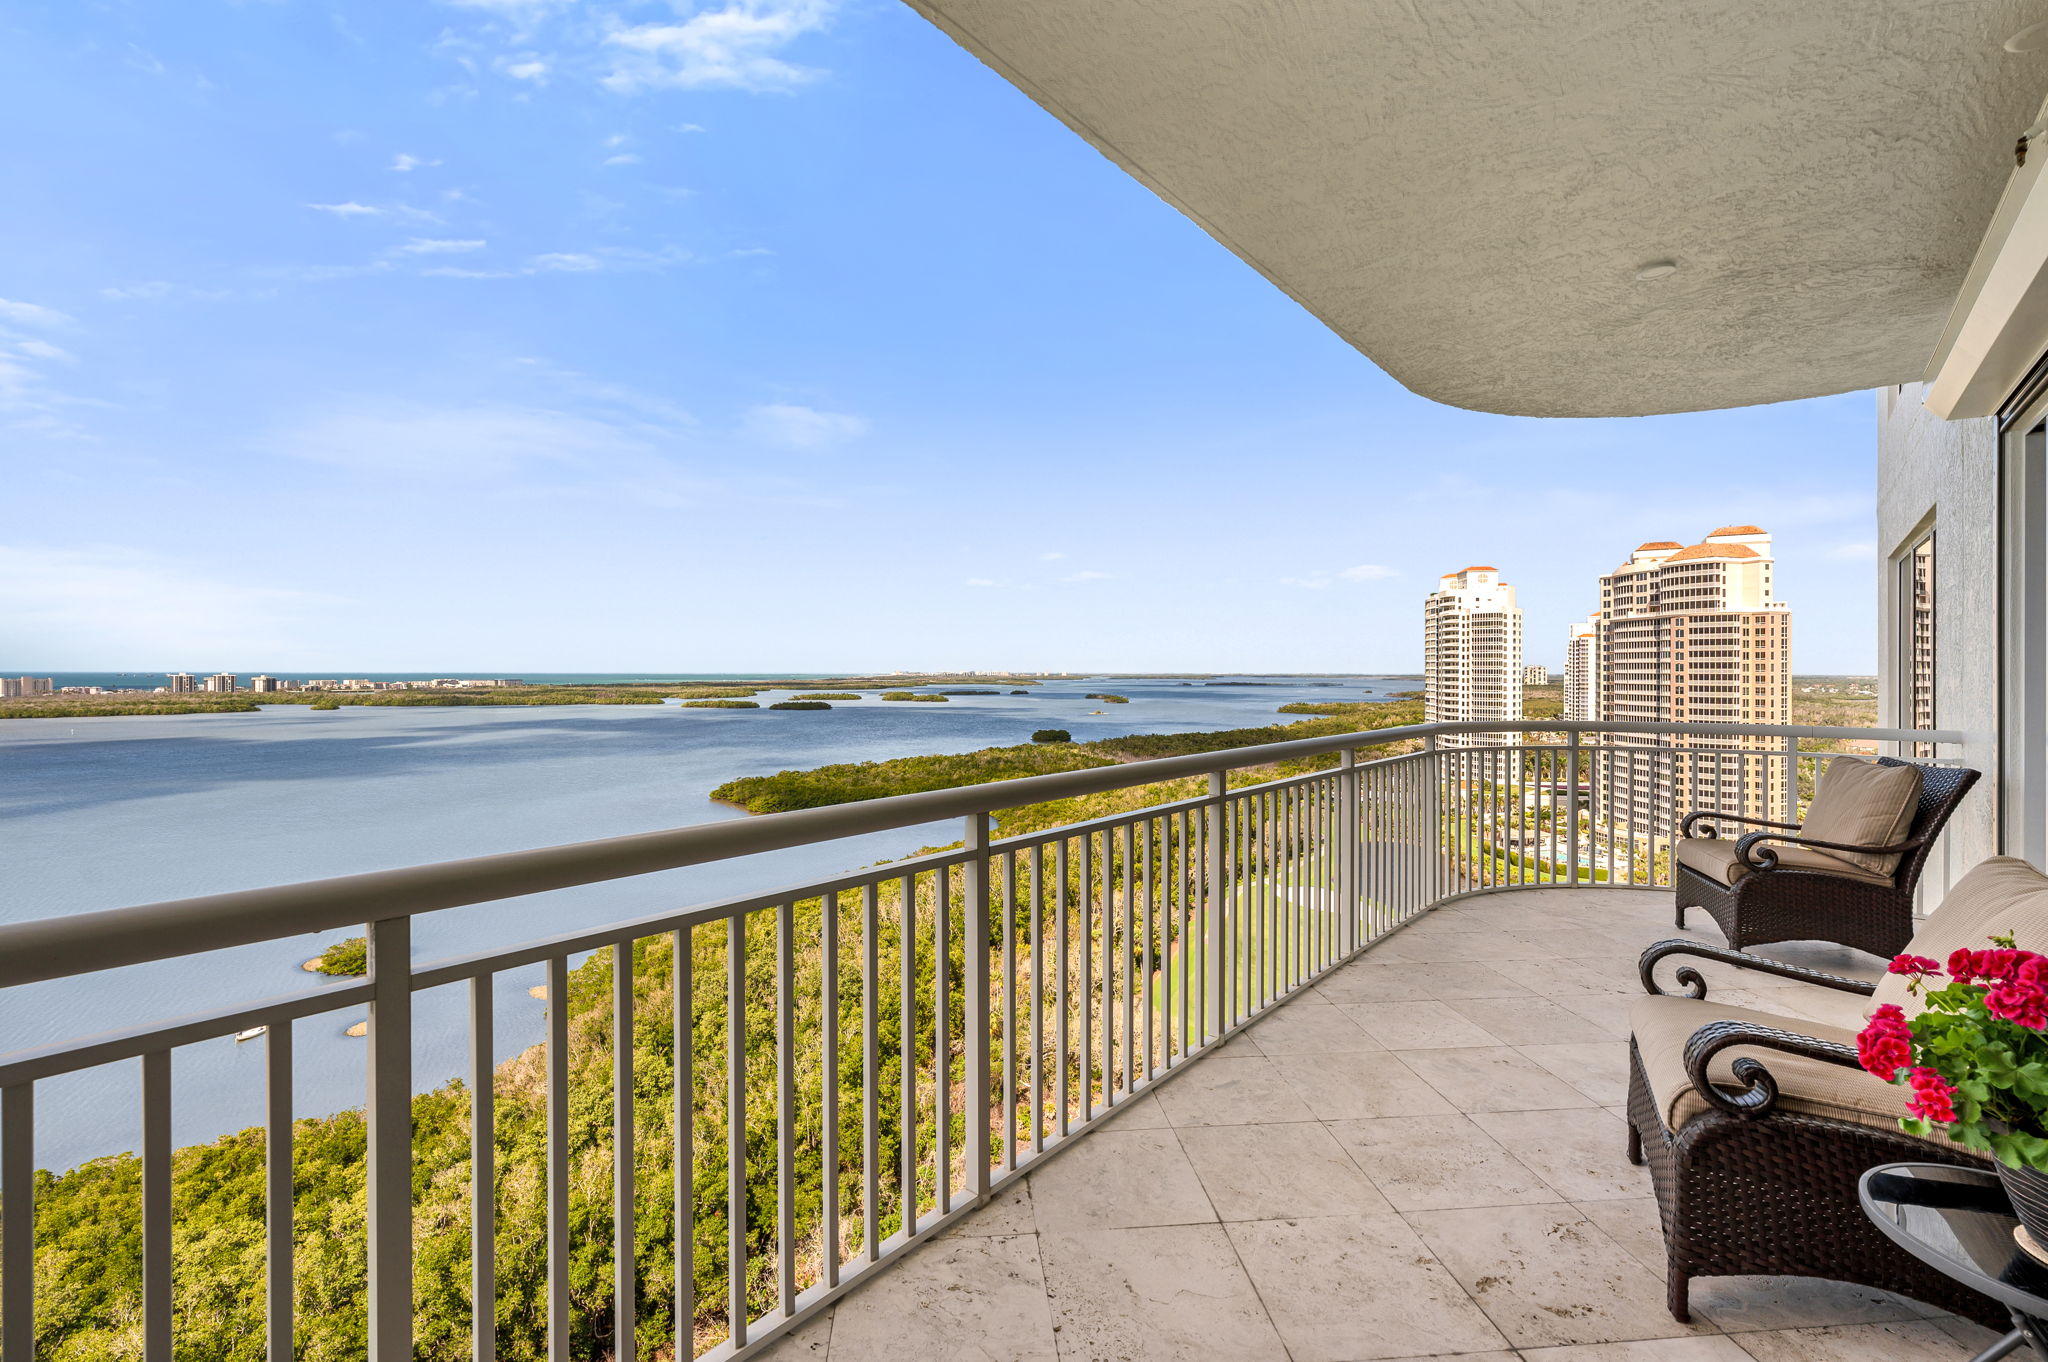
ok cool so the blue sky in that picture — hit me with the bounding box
[0,1,1881,675]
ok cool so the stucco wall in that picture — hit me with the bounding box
[1875,382,2001,896]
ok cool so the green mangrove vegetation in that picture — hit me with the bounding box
[1031,730,1072,744]
[682,700,759,709]
[767,701,832,711]
[878,693,947,702]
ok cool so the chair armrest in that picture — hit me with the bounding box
[1682,1018,1863,1117]
[1734,829,1928,871]
[1638,938,1878,1000]
[1679,809,1804,838]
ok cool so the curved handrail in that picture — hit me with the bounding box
[0,718,1963,989]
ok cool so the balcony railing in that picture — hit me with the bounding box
[0,719,1962,1361]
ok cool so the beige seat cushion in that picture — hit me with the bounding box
[1799,758,1922,880]
[1872,856,2048,1018]
[1675,833,1893,888]
[1630,993,1924,1137]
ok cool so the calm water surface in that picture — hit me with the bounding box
[0,675,1407,1165]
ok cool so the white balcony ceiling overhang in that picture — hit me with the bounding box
[906,1,2048,418]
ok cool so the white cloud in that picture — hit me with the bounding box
[503,56,549,81]
[602,1,838,93]
[1038,551,1066,561]
[268,401,656,475]
[603,133,630,148]
[99,281,175,301]
[674,123,706,133]
[306,201,384,217]
[0,298,73,329]
[531,252,602,272]
[16,339,73,362]
[1061,570,1112,583]
[389,153,441,172]
[393,237,487,254]
[964,577,997,587]
[741,402,867,450]
[0,545,337,662]
[1282,564,1402,590]
[602,153,641,167]
[305,201,445,226]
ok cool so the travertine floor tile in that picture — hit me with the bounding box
[1315,960,1536,1003]
[1685,1277,1927,1334]
[828,1233,1058,1362]
[1092,1089,1171,1129]
[945,1178,1037,1237]
[1519,1340,1757,1361]
[1519,1041,1633,1105]
[1727,1319,1986,1361]
[1152,1055,1317,1127]
[1448,995,1620,1045]
[1038,1224,1288,1361]
[1328,1113,1561,1212]
[748,1313,833,1360]
[1026,1127,1214,1232]
[1396,1046,1603,1113]
[1407,1202,1717,1347]
[1226,1214,1510,1361]
[1556,992,1640,1038]
[1177,1120,1393,1220]
[1246,998,1387,1055]
[1270,1050,1459,1119]
[1471,1108,1648,1201]
[1342,999,1504,1049]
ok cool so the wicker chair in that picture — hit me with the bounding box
[1625,939,2001,1327]
[1673,756,1979,959]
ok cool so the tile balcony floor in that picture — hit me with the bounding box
[756,888,2010,1362]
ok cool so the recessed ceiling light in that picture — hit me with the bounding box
[1634,259,1679,281]
[2006,20,2048,52]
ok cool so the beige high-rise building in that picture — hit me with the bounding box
[167,672,195,693]
[1423,566,1524,746]
[203,673,237,693]
[1565,616,1601,722]
[1591,526,1792,829]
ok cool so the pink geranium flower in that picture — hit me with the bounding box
[1888,954,1942,977]
[1904,1067,1958,1123]
[1857,1003,1914,1081]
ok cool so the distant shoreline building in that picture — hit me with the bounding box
[1423,566,1524,746]
[1522,664,1549,686]
[1588,526,1792,828]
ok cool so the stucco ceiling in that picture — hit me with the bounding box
[906,1,2048,416]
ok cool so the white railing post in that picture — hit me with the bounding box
[1781,734,1799,825]
[1205,771,1229,1040]
[1423,735,1445,904]
[1338,749,1360,956]
[366,915,413,1362]
[963,811,992,1202]
[1566,735,1582,887]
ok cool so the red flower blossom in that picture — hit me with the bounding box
[1951,946,2044,988]
[1986,956,2048,1029]
[1904,1066,1959,1123]
[1888,954,1943,977]
[1857,1004,1914,1080]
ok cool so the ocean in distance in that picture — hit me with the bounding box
[0,674,1409,1166]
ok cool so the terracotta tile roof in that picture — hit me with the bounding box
[1635,541,1682,550]
[1666,542,1759,561]
[1459,565,1497,573]
[1708,524,1766,536]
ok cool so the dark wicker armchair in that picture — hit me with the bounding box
[1674,756,1979,958]
[1627,938,2002,1328]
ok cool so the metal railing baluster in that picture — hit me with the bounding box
[547,952,570,1362]
[267,1020,295,1362]
[859,886,879,1265]
[1027,843,1043,1155]
[898,873,916,1236]
[776,903,796,1317]
[963,816,991,1202]
[369,915,414,1362]
[933,867,951,1214]
[1055,837,1070,1137]
[2,1083,31,1362]
[725,918,747,1350]
[822,892,840,1290]
[142,1049,172,1362]
[616,943,637,1359]
[674,927,696,1354]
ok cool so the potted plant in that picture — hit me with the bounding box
[1858,936,2048,1241]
